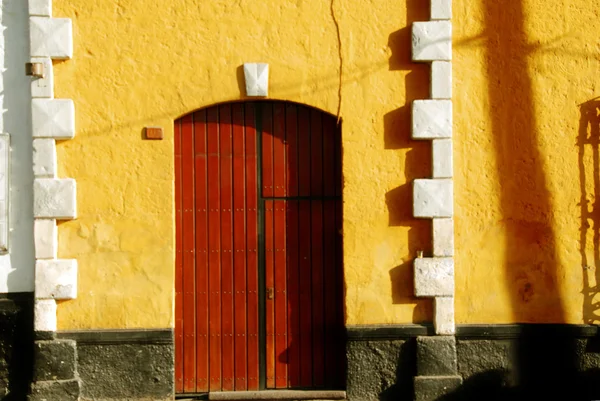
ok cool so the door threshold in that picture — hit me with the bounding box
[208,390,347,400]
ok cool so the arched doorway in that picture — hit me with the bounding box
[174,102,345,394]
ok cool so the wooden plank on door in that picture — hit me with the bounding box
[322,200,336,387]
[286,200,300,388]
[245,103,260,391]
[232,103,248,391]
[194,110,209,392]
[182,114,196,393]
[310,200,325,387]
[334,198,345,388]
[322,116,336,197]
[286,104,299,197]
[207,106,222,391]
[334,120,342,197]
[175,102,344,394]
[264,200,276,388]
[310,110,323,197]
[322,116,337,388]
[174,119,184,393]
[298,200,313,387]
[220,105,235,392]
[274,200,288,388]
[262,103,274,197]
[273,104,286,197]
[298,107,311,197]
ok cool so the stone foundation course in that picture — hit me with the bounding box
[347,324,600,401]
[58,329,174,401]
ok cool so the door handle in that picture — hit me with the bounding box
[267,287,274,300]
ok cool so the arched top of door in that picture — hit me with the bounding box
[174,100,338,122]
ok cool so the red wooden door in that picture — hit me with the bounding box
[175,102,344,394]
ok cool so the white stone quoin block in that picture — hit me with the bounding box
[435,297,455,335]
[34,299,57,332]
[35,259,78,300]
[244,63,269,97]
[32,99,75,139]
[412,21,452,61]
[431,61,452,99]
[30,17,73,59]
[432,139,453,178]
[30,57,54,99]
[33,139,57,178]
[413,179,453,218]
[34,219,57,259]
[431,0,452,20]
[433,218,454,257]
[34,178,77,219]
[414,257,454,297]
[0,136,8,253]
[412,100,452,139]
[29,0,52,17]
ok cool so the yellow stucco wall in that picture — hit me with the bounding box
[54,0,600,329]
[53,0,431,329]
[454,1,600,324]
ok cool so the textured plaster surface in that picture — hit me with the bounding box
[53,0,433,328]
[453,0,600,324]
[52,0,600,328]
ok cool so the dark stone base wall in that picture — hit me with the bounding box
[58,330,174,401]
[347,325,600,401]
[26,324,600,400]
[347,339,415,401]
[0,293,34,400]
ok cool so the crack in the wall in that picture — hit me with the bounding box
[330,0,343,124]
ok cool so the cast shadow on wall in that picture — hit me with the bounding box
[2,0,35,398]
[441,0,598,399]
[579,98,600,325]
[384,0,432,326]
[380,0,600,399]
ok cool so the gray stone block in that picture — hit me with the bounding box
[457,339,513,380]
[34,330,56,341]
[33,339,77,381]
[77,342,174,400]
[417,336,458,376]
[414,257,454,297]
[414,375,462,401]
[346,340,415,401]
[28,379,81,401]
